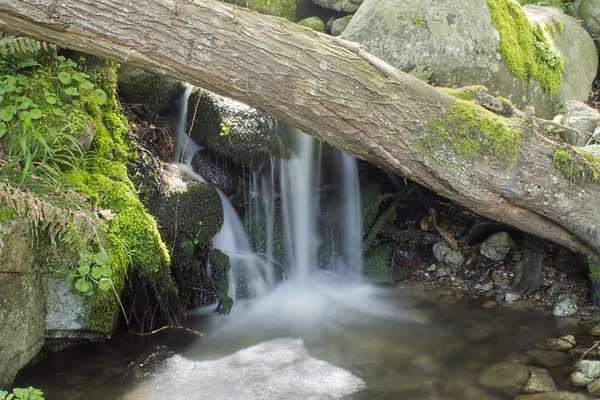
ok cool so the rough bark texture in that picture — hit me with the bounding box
[0,0,598,256]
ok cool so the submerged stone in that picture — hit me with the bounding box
[478,362,529,396]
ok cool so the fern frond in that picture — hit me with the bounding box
[0,35,56,59]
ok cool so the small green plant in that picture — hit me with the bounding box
[414,16,425,27]
[0,55,107,185]
[219,121,233,143]
[0,387,45,400]
[66,249,114,295]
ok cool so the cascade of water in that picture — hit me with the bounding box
[173,83,201,164]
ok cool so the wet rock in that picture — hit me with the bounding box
[481,232,513,261]
[478,362,529,396]
[474,281,494,292]
[187,89,275,168]
[492,269,511,288]
[590,324,600,336]
[571,371,594,387]
[545,335,576,351]
[554,100,600,146]
[588,378,600,396]
[515,393,586,400]
[331,15,353,36]
[547,283,563,297]
[504,353,532,365]
[552,298,578,317]
[506,293,522,302]
[482,301,498,309]
[523,367,557,394]
[409,355,444,375]
[576,360,600,379]
[526,351,569,367]
[190,149,239,195]
[432,242,464,269]
[298,16,325,32]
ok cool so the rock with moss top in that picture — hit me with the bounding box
[117,65,185,117]
[223,0,314,21]
[554,100,600,146]
[331,16,353,36]
[187,89,276,168]
[341,0,597,118]
[298,16,326,32]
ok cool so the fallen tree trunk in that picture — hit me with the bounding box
[0,0,598,258]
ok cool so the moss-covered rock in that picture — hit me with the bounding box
[364,244,393,280]
[188,89,276,167]
[341,0,597,118]
[116,65,185,117]
[223,0,314,21]
[298,17,326,32]
[553,146,600,182]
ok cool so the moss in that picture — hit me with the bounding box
[0,205,18,222]
[414,16,426,27]
[298,17,325,32]
[421,99,522,167]
[364,245,393,281]
[553,147,600,183]
[589,257,600,305]
[487,0,564,95]
[210,249,234,314]
[438,87,479,101]
[224,0,299,21]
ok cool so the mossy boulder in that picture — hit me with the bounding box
[298,17,326,32]
[116,65,185,117]
[187,89,276,168]
[341,0,597,119]
[222,0,314,21]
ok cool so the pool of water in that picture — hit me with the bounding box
[15,279,581,400]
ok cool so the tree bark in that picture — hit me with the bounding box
[0,0,598,256]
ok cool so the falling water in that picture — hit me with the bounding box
[173,83,200,164]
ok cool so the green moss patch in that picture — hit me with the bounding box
[421,99,522,167]
[210,249,234,314]
[553,147,600,183]
[0,205,18,222]
[298,17,325,32]
[487,0,564,95]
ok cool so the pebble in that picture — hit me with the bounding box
[523,367,557,394]
[552,298,577,317]
[576,360,600,379]
[545,335,576,351]
[588,378,600,396]
[571,371,595,387]
[591,324,600,336]
[525,350,569,368]
[505,293,521,302]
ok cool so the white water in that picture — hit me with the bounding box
[173,83,201,164]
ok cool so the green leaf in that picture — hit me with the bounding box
[101,265,112,277]
[66,270,76,283]
[71,72,88,82]
[93,252,109,265]
[63,87,79,96]
[57,71,72,84]
[91,266,103,280]
[30,108,43,119]
[79,81,94,90]
[98,278,112,291]
[94,89,107,104]
[53,108,66,117]
[78,257,91,267]
[0,106,16,122]
[45,96,57,105]
[75,278,91,292]
[77,265,90,275]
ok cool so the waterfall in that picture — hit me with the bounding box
[173,86,366,309]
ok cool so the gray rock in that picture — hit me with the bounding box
[492,269,511,287]
[545,335,576,351]
[331,15,353,36]
[505,293,522,302]
[523,367,557,394]
[588,378,600,396]
[591,324,600,336]
[571,371,595,387]
[474,281,494,292]
[554,100,600,146]
[515,393,586,400]
[478,362,529,396]
[578,0,600,50]
[313,0,363,12]
[432,242,464,269]
[481,232,513,261]
[552,298,577,317]
[526,350,570,368]
[576,360,600,378]
[342,0,598,119]
[187,89,276,167]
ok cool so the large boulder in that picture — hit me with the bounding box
[223,0,314,21]
[578,0,600,51]
[187,89,276,168]
[554,100,600,146]
[313,0,364,12]
[341,0,598,119]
